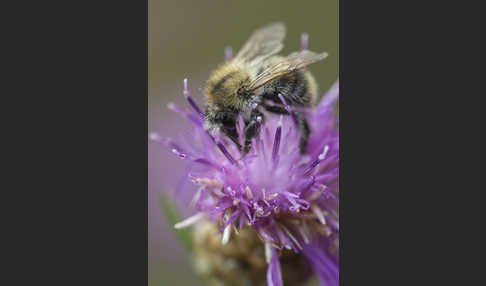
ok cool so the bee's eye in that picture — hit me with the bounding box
[238,86,251,98]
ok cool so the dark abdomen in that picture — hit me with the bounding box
[261,71,312,107]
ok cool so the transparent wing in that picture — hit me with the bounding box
[247,50,328,90]
[234,22,286,63]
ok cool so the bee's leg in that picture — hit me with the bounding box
[262,104,289,115]
[242,111,264,157]
[296,112,311,154]
[211,110,242,151]
[221,125,242,151]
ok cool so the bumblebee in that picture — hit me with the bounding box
[204,22,327,156]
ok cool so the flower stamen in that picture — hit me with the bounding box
[183,78,203,116]
[245,186,254,201]
[216,140,237,165]
[282,225,303,250]
[278,94,298,126]
[311,205,327,225]
[221,224,232,244]
[190,186,204,208]
[174,212,205,229]
[264,241,272,264]
[272,116,283,163]
[304,145,330,176]
[299,222,311,244]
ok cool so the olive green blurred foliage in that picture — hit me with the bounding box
[149,1,338,285]
[159,195,194,253]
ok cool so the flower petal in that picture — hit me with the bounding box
[266,247,283,286]
[302,242,339,286]
[317,80,339,110]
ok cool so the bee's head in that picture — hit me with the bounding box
[205,63,252,111]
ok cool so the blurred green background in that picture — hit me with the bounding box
[149,1,338,285]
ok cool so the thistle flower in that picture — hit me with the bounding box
[151,35,339,286]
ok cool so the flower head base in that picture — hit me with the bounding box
[151,35,339,286]
[193,219,312,286]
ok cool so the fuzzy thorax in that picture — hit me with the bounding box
[204,60,253,112]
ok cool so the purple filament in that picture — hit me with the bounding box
[193,158,222,171]
[302,175,316,193]
[278,94,298,126]
[217,141,237,165]
[272,124,282,162]
[183,79,203,116]
[304,158,321,176]
[304,146,330,176]
[167,102,203,127]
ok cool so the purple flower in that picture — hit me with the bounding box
[150,35,339,286]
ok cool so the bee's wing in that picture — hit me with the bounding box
[247,50,328,91]
[234,22,286,64]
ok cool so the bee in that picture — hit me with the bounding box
[204,22,328,156]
